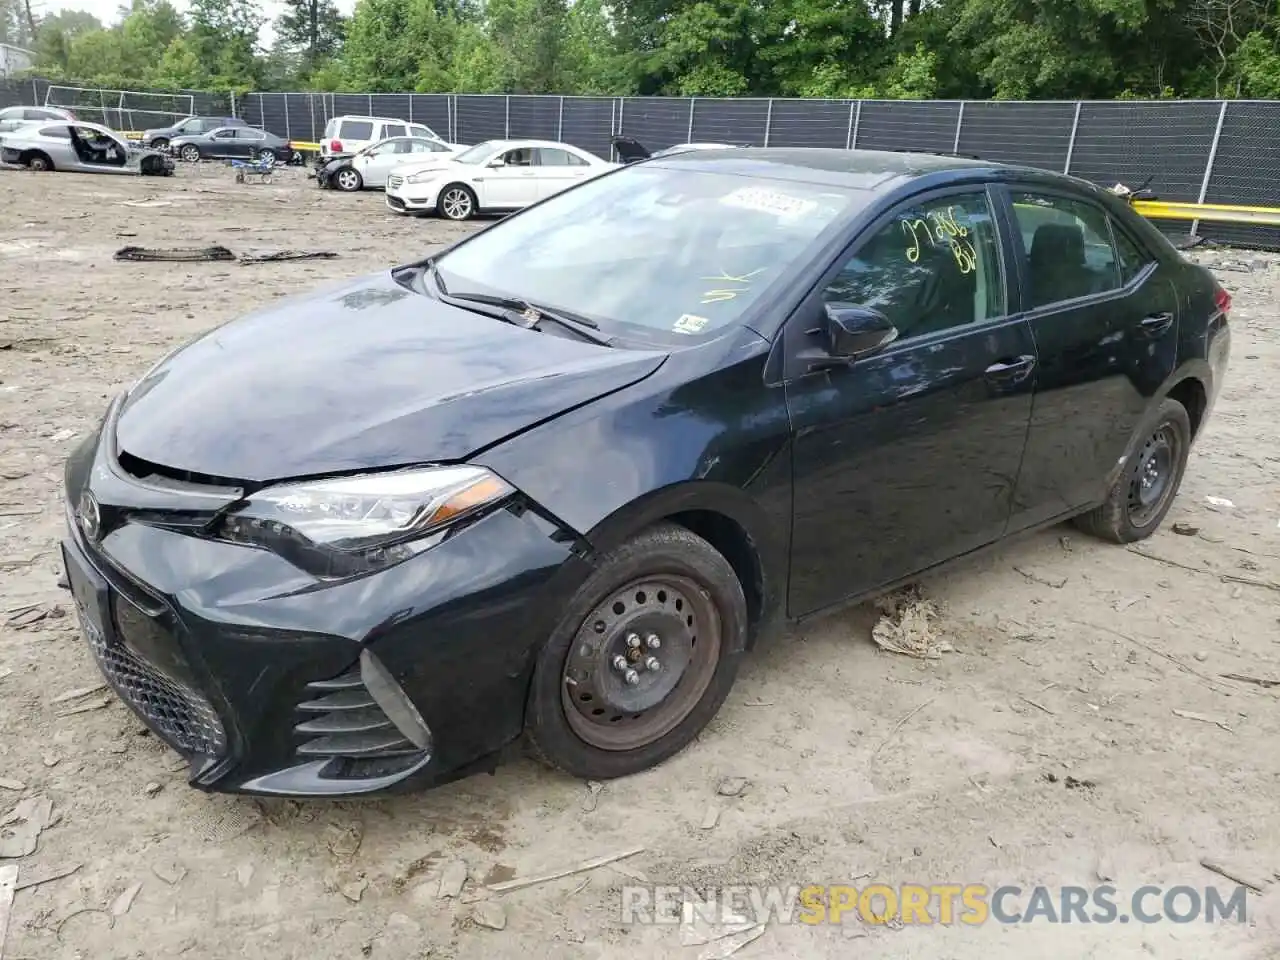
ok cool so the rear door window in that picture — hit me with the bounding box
[1009,192,1121,307]
[536,148,587,166]
[382,123,406,139]
[1111,223,1152,285]
[409,125,437,140]
[339,120,374,141]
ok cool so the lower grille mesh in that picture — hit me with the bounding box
[79,609,226,756]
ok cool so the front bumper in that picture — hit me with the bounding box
[61,408,592,797]
[384,178,440,214]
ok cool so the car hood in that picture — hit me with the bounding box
[394,158,465,178]
[115,272,668,483]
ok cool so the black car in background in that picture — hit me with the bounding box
[61,149,1229,798]
[170,126,293,163]
[142,115,249,151]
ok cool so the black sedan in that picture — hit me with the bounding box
[170,126,292,163]
[61,149,1229,797]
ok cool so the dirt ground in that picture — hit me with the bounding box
[0,161,1278,960]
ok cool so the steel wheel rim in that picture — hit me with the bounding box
[442,189,471,219]
[337,170,359,190]
[561,574,721,751]
[1127,423,1180,528]
[181,146,199,162]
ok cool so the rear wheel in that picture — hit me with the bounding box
[438,183,477,221]
[180,144,200,163]
[25,151,52,172]
[334,168,362,192]
[1074,398,1192,543]
[151,137,169,151]
[525,523,747,780]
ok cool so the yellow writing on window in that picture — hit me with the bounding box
[901,206,978,275]
[700,268,765,305]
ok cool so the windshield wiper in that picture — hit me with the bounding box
[443,290,615,346]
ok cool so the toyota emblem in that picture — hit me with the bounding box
[77,491,102,541]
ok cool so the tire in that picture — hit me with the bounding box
[151,137,168,151]
[25,151,52,172]
[334,167,362,192]
[437,183,477,221]
[180,145,200,163]
[525,522,748,781]
[1074,398,1192,544]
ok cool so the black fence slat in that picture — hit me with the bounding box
[508,95,559,140]
[691,97,768,146]
[560,96,614,159]
[956,101,1074,171]
[618,97,691,151]
[1201,100,1280,248]
[855,100,961,153]
[767,99,853,148]
[256,92,288,137]
[408,95,451,140]
[455,94,507,145]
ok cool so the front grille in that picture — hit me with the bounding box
[295,664,426,780]
[76,606,226,756]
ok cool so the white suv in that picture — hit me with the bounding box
[321,115,460,159]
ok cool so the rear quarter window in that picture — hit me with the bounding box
[339,120,374,140]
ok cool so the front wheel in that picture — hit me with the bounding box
[525,523,747,780]
[334,167,362,192]
[437,183,477,221]
[180,145,200,163]
[151,137,169,151]
[1074,397,1192,543]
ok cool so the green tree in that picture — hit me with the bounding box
[274,0,346,74]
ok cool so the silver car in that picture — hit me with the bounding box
[0,120,174,176]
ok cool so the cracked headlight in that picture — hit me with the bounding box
[218,466,514,578]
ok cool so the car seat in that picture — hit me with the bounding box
[1028,223,1091,306]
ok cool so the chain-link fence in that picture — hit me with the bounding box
[3,78,1278,247]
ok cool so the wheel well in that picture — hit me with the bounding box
[1167,378,1207,437]
[21,149,49,164]
[666,510,765,636]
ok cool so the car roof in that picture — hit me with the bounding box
[468,139,584,150]
[644,147,1003,190]
[331,115,433,125]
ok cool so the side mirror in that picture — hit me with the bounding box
[824,302,898,358]
[487,157,506,168]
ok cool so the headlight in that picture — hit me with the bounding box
[218,466,514,578]
[405,170,442,184]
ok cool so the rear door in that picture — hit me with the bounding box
[1000,187,1179,532]
[206,128,237,158]
[534,147,592,199]
[784,185,1037,616]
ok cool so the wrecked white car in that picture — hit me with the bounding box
[0,120,174,176]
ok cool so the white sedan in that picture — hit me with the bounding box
[384,139,617,220]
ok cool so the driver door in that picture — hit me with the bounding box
[354,139,405,187]
[476,147,539,208]
[783,185,1037,616]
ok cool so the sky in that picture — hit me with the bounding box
[33,0,359,47]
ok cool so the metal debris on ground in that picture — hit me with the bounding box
[870,586,944,659]
[470,900,507,930]
[716,777,749,798]
[50,683,107,704]
[582,781,603,812]
[1220,672,1280,689]
[238,249,339,263]
[114,245,236,263]
[0,864,15,959]
[696,922,766,959]
[14,862,81,892]
[151,862,186,886]
[1200,858,1268,894]
[1172,708,1234,732]
[437,859,467,899]
[486,846,645,893]
[0,796,53,858]
[110,881,142,917]
[1205,495,1235,510]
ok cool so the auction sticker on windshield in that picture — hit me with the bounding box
[673,314,711,334]
[721,186,818,220]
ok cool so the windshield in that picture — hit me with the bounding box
[434,165,864,342]
[451,141,499,165]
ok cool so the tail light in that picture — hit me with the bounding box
[330,139,342,153]
[1214,285,1231,316]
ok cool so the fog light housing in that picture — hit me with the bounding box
[360,649,433,751]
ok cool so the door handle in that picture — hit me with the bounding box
[1140,312,1174,335]
[984,355,1036,382]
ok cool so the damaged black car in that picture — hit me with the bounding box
[63,148,1229,797]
